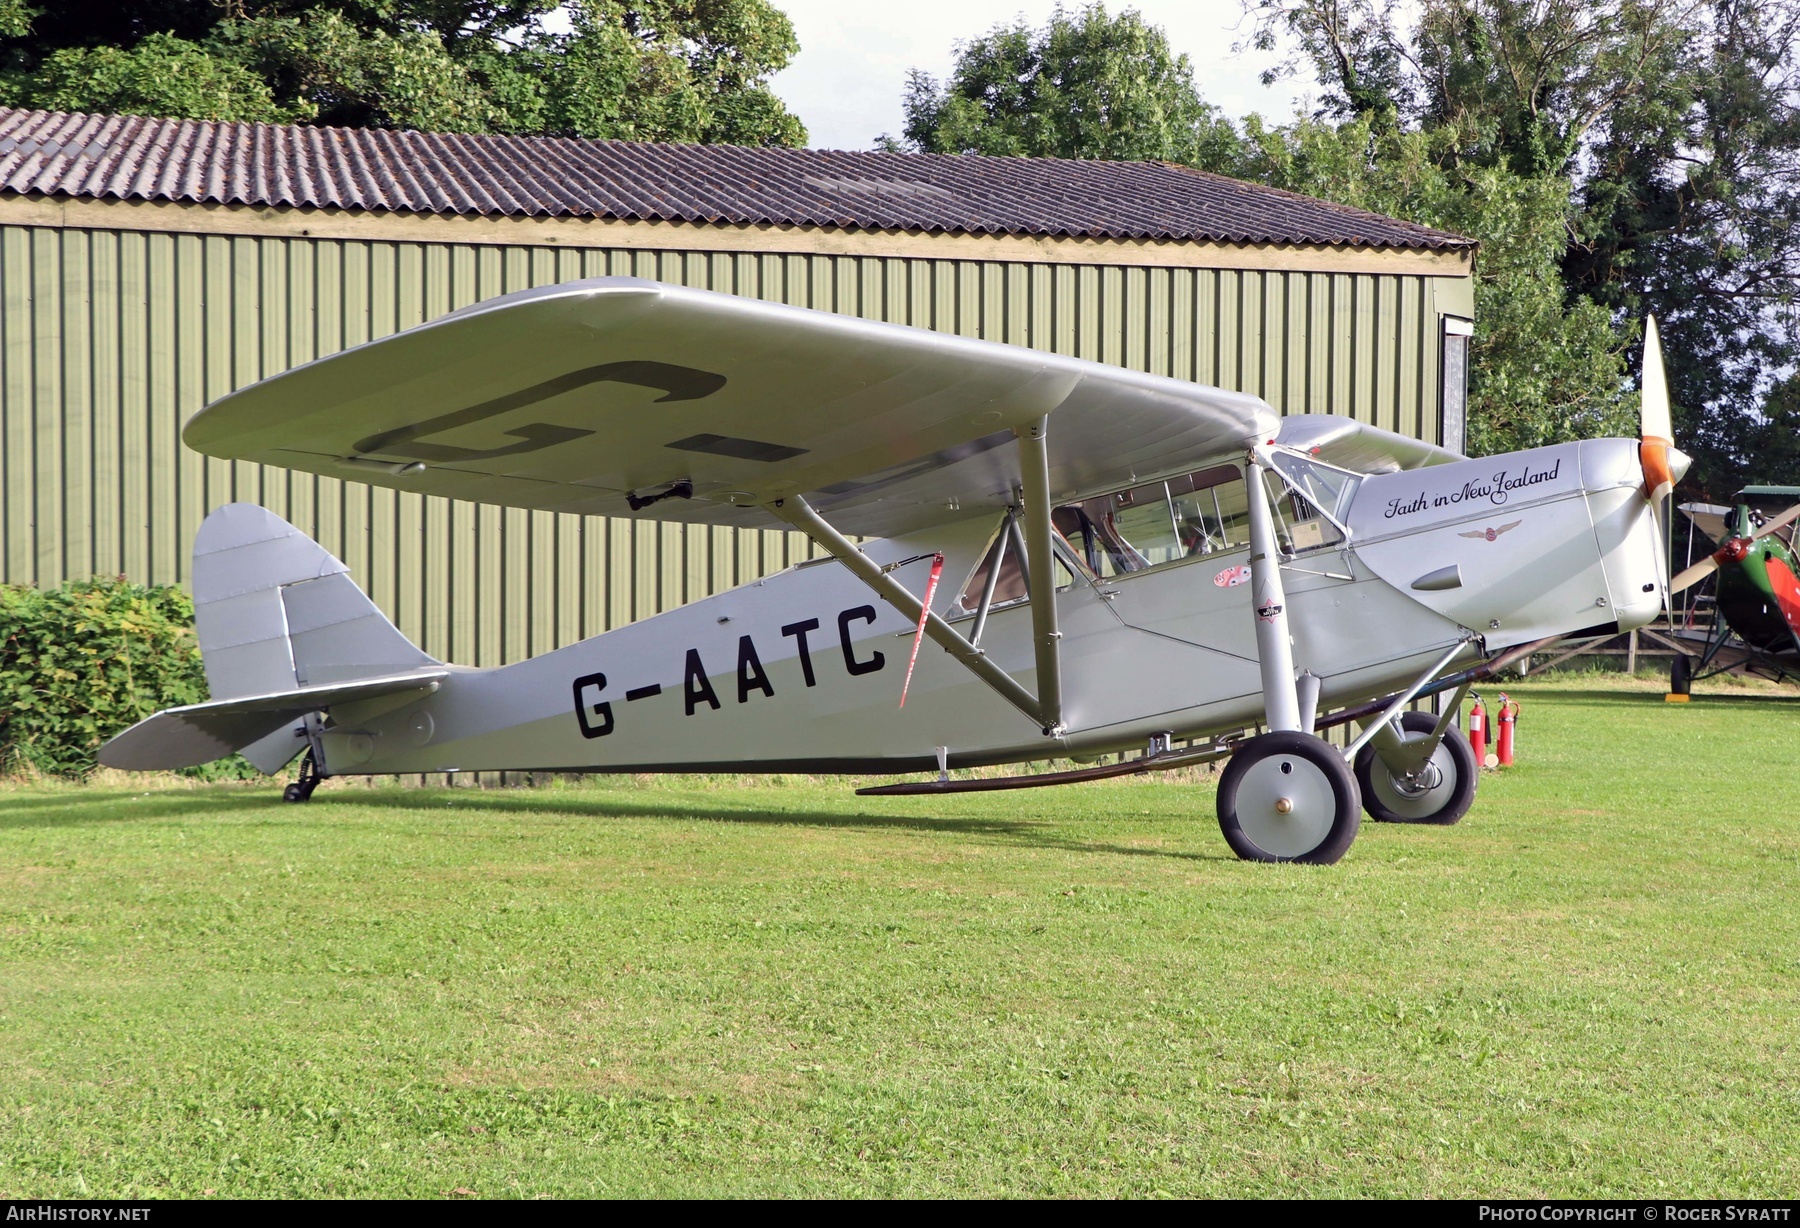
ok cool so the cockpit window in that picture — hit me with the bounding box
[1271,452,1360,524]
[1268,452,1358,552]
[1169,465,1254,556]
[1053,464,1253,578]
[954,455,1357,612]
[951,516,1077,615]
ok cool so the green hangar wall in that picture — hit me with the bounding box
[0,110,1476,669]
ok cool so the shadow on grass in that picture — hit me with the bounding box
[0,788,286,828]
[336,787,1233,864]
[0,781,1231,863]
[1518,688,1799,709]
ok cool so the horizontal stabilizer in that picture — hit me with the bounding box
[98,670,448,771]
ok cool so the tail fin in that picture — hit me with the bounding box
[191,504,437,770]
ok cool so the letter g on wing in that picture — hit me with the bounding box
[355,360,726,464]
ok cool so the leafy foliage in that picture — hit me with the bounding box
[0,577,249,779]
[473,0,806,144]
[892,2,1238,165]
[894,2,1632,456]
[7,31,290,123]
[1561,0,1800,494]
[1234,118,1633,454]
[0,0,806,145]
[213,10,496,132]
[1247,0,1800,492]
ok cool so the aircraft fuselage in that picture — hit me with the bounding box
[315,438,1666,777]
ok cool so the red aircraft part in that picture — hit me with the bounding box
[898,553,945,709]
[1767,555,1800,638]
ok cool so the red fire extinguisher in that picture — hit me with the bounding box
[1468,692,1488,765]
[1496,693,1521,767]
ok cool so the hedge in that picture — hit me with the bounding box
[0,577,253,778]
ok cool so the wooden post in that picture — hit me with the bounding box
[1627,629,1639,675]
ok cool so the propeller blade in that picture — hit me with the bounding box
[1639,316,1676,503]
[1669,504,1800,595]
[1641,316,1672,442]
[1670,554,1717,595]
[1751,501,1800,542]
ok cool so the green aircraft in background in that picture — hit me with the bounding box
[1671,486,1800,688]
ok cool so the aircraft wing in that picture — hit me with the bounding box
[184,277,1279,538]
[98,670,449,770]
[1274,414,1464,472]
[1677,502,1732,547]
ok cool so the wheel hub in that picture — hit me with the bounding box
[1234,754,1338,858]
[1390,761,1445,797]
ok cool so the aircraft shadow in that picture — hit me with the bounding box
[0,784,1229,862]
[0,788,284,829]
[1529,688,1797,708]
[338,788,1231,864]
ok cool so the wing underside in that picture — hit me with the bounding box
[184,277,1281,537]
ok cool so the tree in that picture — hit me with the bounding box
[1248,0,1800,491]
[477,1,806,144]
[14,32,289,124]
[211,11,495,131]
[1235,116,1633,454]
[893,2,1632,456]
[1562,0,1800,493]
[0,0,806,146]
[891,2,1240,165]
[1246,0,1411,126]
[1245,0,1701,174]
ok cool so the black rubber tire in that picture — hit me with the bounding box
[1670,653,1693,695]
[1353,710,1477,826]
[282,783,308,803]
[1217,731,1362,865]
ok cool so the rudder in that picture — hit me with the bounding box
[192,504,437,769]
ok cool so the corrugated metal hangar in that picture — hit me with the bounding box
[0,106,1475,669]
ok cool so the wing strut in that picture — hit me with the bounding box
[764,416,1067,735]
[765,493,1048,727]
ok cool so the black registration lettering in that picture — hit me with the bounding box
[573,672,614,738]
[683,648,721,714]
[354,360,726,464]
[838,606,885,676]
[782,618,821,687]
[736,635,774,703]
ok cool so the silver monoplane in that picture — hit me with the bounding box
[101,281,1686,863]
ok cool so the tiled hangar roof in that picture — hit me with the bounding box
[0,106,1473,251]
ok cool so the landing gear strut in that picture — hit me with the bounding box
[283,748,324,803]
[1214,448,1363,864]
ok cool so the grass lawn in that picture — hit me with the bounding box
[1,671,1797,1198]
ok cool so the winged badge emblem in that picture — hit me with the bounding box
[1459,520,1523,542]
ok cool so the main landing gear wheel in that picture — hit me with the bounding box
[1352,711,1477,826]
[1216,732,1362,865]
[283,749,323,803]
[1670,653,1693,696]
